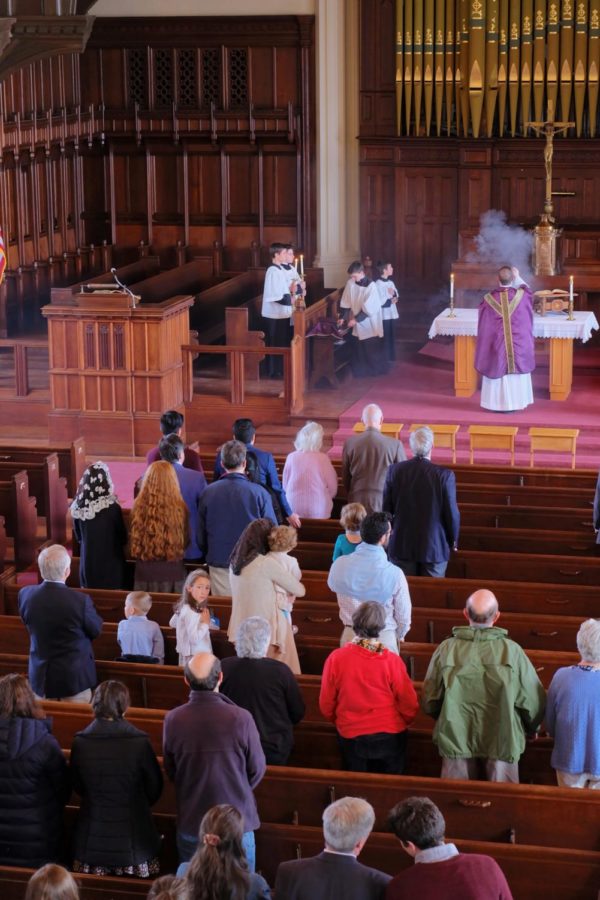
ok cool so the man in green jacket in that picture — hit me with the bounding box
[421,589,546,783]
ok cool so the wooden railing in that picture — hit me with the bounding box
[181,337,305,414]
[0,337,48,397]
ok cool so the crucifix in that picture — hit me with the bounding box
[526,110,574,222]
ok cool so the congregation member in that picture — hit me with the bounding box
[327,512,411,654]
[422,589,545,782]
[163,652,266,869]
[386,796,513,899]
[383,426,460,577]
[117,591,165,664]
[342,403,405,513]
[70,461,128,590]
[146,409,204,473]
[332,502,367,560]
[545,618,600,788]
[180,805,271,897]
[261,241,296,377]
[70,680,163,878]
[200,440,276,596]
[19,544,103,703]
[593,470,600,547]
[214,418,299,527]
[340,260,386,376]
[129,461,188,593]
[282,421,338,519]
[0,674,69,868]
[159,433,207,560]
[266,525,303,630]
[169,568,213,666]
[25,865,80,900]
[147,875,187,900]
[475,265,535,412]
[228,519,305,673]
[320,602,418,774]
[374,259,399,362]
[221,616,305,765]
[274,796,391,899]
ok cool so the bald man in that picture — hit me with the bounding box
[342,404,406,514]
[421,590,545,782]
[163,652,266,869]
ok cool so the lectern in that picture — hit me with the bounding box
[42,291,194,455]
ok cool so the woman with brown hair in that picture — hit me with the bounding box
[25,864,79,900]
[70,680,163,877]
[0,674,69,868]
[227,518,305,674]
[182,805,270,899]
[129,460,189,592]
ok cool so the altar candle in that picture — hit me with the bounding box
[450,272,455,300]
[294,256,298,270]
[569,274,574,302]
[299,254,304,277]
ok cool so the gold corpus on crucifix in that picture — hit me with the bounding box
[526,113,575,277]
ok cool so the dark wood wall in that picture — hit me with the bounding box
[0,15,315,331]
[359,0,600,290]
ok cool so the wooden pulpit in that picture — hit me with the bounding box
[42,291,194,455]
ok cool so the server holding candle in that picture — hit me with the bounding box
[261,242,295,378]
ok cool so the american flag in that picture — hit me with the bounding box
[0,225,6,283]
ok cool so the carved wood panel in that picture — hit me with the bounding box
[394,168,458,284]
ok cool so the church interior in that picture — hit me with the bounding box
[1,0,600,896]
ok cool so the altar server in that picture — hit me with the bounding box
[283,244,306,303]
[374,259,399,361]
[261,242,295,377]
[340,261,385,377]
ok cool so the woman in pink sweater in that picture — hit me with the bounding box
[282,421,339,519]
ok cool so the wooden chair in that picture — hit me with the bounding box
[529,427,579,470]
[468,425,519,466]
[409,423,460,463]
[352,421,403,439]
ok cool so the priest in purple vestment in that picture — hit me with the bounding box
[475,265,535,412]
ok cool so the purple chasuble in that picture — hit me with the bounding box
[474,285,535,379]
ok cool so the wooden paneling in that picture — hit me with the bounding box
[395,168,458,283]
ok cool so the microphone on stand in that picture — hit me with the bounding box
[110,267,138,308]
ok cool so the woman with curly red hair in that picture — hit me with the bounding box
[129,461,189,592]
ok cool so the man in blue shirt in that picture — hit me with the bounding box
[199,440,276,596]
[213,418,300,528]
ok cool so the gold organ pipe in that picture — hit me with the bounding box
[469,0,486,137]
[424,0,435,135]
[560,0,575,122]
[532,0,546,123]
[574,0,589,135]
[404,0,414,134]
[498,0,510,132]
[589,0,600,135]
[414,0,424,132]
[508,0,521,135]
[445,0,456,133]
[520,0,533,131]
[547,0,560,119]
[435,0,446,135]
[396,0,404,135]
[485,0,499,136]
[459,0,471,133]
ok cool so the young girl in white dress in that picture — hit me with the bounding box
[169,568,213,666]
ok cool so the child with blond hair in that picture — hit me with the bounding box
[117,591,165,663]
[267,525,303,632]
[332,502,367,561]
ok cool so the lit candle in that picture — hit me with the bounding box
[299,254,304,277]
[450,272,455,300]
[294,256,298,270]
[569,274,574,302]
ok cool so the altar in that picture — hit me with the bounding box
[428,309,599,402]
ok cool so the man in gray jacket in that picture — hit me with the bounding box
[342,403,405,513]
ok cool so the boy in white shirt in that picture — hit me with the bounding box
[374,259,399,361]
[261,241,296,377]
[340,260,385,376]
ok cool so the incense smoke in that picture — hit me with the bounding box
[466,210,533,280]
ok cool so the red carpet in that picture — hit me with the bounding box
[329,344,600,469]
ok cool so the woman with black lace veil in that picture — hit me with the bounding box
[70,461,128,590]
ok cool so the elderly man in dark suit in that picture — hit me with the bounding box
[18,544,103,702]
[342,403,406,513]
[275,796,390,899]
[383,426,460,577]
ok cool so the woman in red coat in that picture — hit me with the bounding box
[319,601,418,774]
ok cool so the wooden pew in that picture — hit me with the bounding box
[0,452,67,542]
[0,866,155,900]
[447,549,600,584]
[0,437,86,496]
[255,824,600,900]
[0,471,38,568]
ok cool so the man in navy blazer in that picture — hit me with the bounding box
[159,434,207,560]
[275,796,390,899]
[213,417,300,527]
[18,544,103,702]
[199,440,276,596]
[383,426,460,577]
